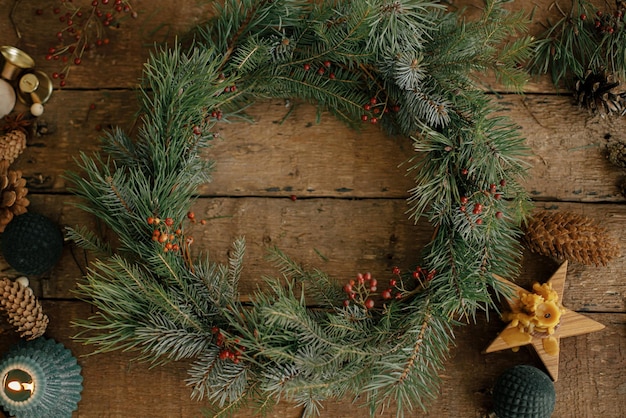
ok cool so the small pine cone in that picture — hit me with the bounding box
[0,277,49,339]
[0,129,27,165]
[574,70,626,116]
[0,159,29,232]
[606,138,626,170]
[523,210,621,266]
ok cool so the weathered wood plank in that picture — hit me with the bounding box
[1,302,622,417]
[1,195,624,312]
[496,95,626,203]
[11,91,626,202]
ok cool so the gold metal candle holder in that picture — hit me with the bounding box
[0,46,35,81]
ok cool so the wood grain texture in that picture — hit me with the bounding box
[7,91,626,203]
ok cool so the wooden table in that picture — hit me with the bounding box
[0,0,624,417]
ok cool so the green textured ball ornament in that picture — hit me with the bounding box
[1,212,64,275]
[492,365,556,418]
[0,337,83,417]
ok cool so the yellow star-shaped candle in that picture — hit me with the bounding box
[484,261,605,381]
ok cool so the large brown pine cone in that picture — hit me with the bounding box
[0,277,48,339]
[523,210,621,266]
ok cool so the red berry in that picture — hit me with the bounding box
[370,97,377,104]
[460,205,466,212]
[329,73,336,79]
[460,196,468,204]
[494,193,502,200]
[102,0,109,4]
[324,60,331,67]
[392,105,400,112]
[357,274,365,284]
[596,10,602,17]
[472,203,483,214]
[343,300,350,307]
[389,279,397,287]
[580,13,587,20]
[289,194,297,201]
[317,67,325,75]
[193,125,202,135]
[363,104,371,111]
[489,184,497,193]
[391,266,400,275]
[608,27,615,34]
[60,80,66,87]
[74,57,82,65]
[45,54,53,61]
[92,0,98,6]
[476,218,483,225]
[499,179,506,187]
[343,283,353,293]
[595,19,602,28]
[89,103,96,110]
[53,7,61,14]
[52,72,60,79]
[370,278,377,287]
[187,211,195,220]
[364,272,372,281]
[370,117,378,124]
[361,115,368,122]
[303,63,310,71]
[165,217,174,226]
[382,290,392,299]
[364,299,375,309]
[461,168,468,175]
[495,211,503,219]
[147,216,154,225]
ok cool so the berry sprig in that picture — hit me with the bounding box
[360,96,401,124]
[382,266,436,301]
[342,272,377,310]
[587,3,625,36]
[146,211,208,254]
[457,179,507,226]
[36,0,136,87]
[211,326,245,364]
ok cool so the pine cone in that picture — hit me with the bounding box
[523,210,621,266]
[0,277,48,339]
[0,129,27,164]
[574,70,626,116]
[0,159,29,232]
[606,138,626,170]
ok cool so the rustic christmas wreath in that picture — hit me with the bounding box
[68,1,534,416]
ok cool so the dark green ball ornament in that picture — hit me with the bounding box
[493,365,556,418]
[1,212,64,275]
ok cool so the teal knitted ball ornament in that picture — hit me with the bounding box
[0,212,64,275]
[0,338,83,417]
[492,365,556,418]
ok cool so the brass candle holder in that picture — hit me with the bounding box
[0,46,35,81]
